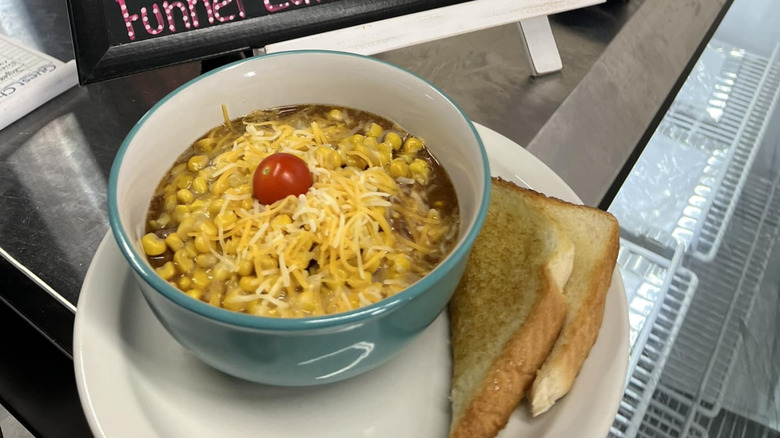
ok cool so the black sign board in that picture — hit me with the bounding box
[67,0,473,84]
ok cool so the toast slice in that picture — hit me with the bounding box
[449,178,574,438]
[528,187,620,416]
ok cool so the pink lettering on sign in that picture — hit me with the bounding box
[115,0,323,41]
[141,4,165,35]
[214,0,246,22]
[188,0,214,27]
[163,1,191,32]
[116,0,140,40]
[264,0,320,12]
[264,0,290,12]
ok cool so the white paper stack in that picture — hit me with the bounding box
[0,34,78,131]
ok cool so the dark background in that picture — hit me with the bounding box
[103,0,339,44]
[72,0,476,83]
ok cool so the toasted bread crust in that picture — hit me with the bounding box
[450,272,566,438]
[521,184,620,416]
[449,178,572,438]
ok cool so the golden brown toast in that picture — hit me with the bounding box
[527,186,620,416]
[449,178,574,438]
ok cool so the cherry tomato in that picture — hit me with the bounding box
[253,153,312,205]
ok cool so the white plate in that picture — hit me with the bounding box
[74,123,629,438]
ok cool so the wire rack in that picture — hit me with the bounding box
[607,40,780,438]
[663,42,780,261]
[612,171,780,438]
[609,255,698,438]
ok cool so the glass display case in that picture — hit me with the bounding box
[606,3,780,435]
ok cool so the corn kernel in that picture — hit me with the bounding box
[174,173,193,190]
[194,235,211,253]
[165,233,185,252]
[223,238,238,255]
[192,176,208,194]
[394,255,411,273]
[209,287,221,306]
[173,204,190,222]
[384,132,402,151]
[214,211,237,229]
[192,269,211,289]
[239,276,261,292]
[177,188,194,204]
[365,135,380,149]
[156,213,171,228]
[208,199,225,216]
[212,263,231,282]
[164,193,178,211]
[377,142,392,166]
[238,259,254,276]
[299,290,317,313]
[246,299,263,316]
[173,250,195,274]
[190,200,206,213]
[196,254,218,269]
[183,240,198,257]
[389,159,409,179]
[223,288,245,311]
[155,261,176,280]
[188,155,210,172]
[199,219,218,238]
[410,159,430,184]
[170,162,187,176]
[271,214,292,231]
[366,123,383,138]
[403,137,423,154]
[228,172,245,188]
[345,155,367,169]
[178,276,193,290]
[350,134,365,144]
[177,217,196,239]
[258,255,276,270]
[314,147,342,170]
[211,177,230,196]
[194,138,215,153]
[142,233,167,256]
[327,108,343,121]
[185,289,203,300]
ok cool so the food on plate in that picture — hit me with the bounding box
[448,178,619,438]
[528,184,620,416]
[449,178,574,438]
[141,104,460,318]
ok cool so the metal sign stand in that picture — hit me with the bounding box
[257,0,603,77]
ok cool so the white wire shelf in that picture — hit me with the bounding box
[614,171,780,438]
[609,235,698,438]
[608,40,780,438]
[665,42,780,261]
[610,41,780,263]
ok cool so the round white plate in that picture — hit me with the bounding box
[74,123,629,438]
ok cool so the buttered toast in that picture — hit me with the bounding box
[527,185,620,416]
[449,178,574,438]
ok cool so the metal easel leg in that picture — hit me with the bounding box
[517,16,562,77]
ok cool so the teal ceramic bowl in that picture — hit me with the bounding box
[108,51,490,386]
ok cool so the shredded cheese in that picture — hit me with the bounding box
[148,106,458,318]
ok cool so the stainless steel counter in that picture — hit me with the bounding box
[0,0,731,436]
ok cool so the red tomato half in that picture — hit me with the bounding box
[253,153,313,205]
